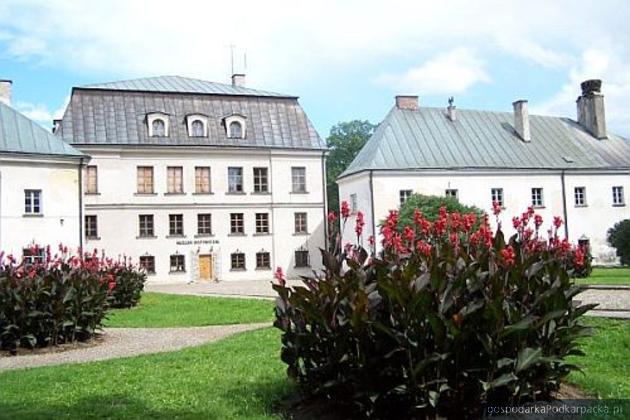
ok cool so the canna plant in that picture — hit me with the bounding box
[273,202,594,418]
[0,245,146,352]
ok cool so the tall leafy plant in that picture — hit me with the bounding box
[274,203,593,418]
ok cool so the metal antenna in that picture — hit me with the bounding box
[244,52,247,72]
[230,45,235,75]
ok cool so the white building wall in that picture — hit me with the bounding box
[0,157,82,256]
[82,147,326,282]
[338,170,629,264]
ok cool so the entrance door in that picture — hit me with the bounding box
[199,254,213,281]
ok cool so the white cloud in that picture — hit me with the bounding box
[15,95,68,127]
[374,48,490,94]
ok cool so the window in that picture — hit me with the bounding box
[291,167,306,193]
[147,113,169,137]
[191,120,204,137]
[229,121,243,139]
[139,214,154,237]
[231,252,246,270]
[613,186,625,206]
[295,250,310,268]
[23,248,45,264]
[445,189,458,199]
[195,167,211,194]
[574,187,586,206]
[167,166,183,194]
[85,215,98,239]
[294,212,308,234]
[139,256,156,274]
[228,167,243,193]
[253,167,269,193]
[137,166,154,194]
[152,119,166,137]
[491,188,504,207]
[24,189,42,215]
[256,252,270,269]
[230,213,244,234]
[256,213,270,234]
[197,213,212,236]
[350,193,358,213]
[400,189,412,206]
[169,214,184,236]
[86,166,98,194]
[170,254,185,272]
[531,188,544,207]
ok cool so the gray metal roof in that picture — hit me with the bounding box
[79,75,295,98]
[0,101,84,158]
[340,106,630,178]
[59,79,325,150]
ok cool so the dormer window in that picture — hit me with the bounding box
[147,113,169,137]
[224,115,246,139]
[186,114,208,137]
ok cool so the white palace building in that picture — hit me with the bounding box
[54,75,327,283]
[339,80,630,264]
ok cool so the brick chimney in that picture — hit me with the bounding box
[576,79,606,139]
[395,95,419,110]
[231,73,245,87]
[513,99,531,142]
[0,79,12,106]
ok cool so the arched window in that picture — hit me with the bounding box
[152,119,166,137]
[229,121,243,139]
[191,120,204,137]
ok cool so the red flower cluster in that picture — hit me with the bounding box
[274,266,286,286]
[341,201,351,219]
[500,245,516,267]
[355,211,365,238]
[328,211,337,225]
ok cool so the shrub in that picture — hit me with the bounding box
[0,246,146,351]
[607,219,630,265]
[0,246,111,351]
[398,194,483,226]
[274,205,594,418]
[107,262,147,308]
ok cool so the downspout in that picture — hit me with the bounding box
[269,150,276,270]
[369,170,376,243]
[560,170,569,239]
[78,158,84,250]
[321,151,328,249]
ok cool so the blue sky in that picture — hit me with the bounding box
[1,0,629,138]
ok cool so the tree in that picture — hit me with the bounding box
[326,120,376,213]
[607,219,630,265]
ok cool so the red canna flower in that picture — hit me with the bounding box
[355,211,365,237]
[534,214,543,229]
[341,201,351,219]
[327,211,337,224]
[274,267,286,286]
[500,245,516,267]
[492,201,502,216]
[553,216,563,228]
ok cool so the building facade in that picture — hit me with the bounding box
[57,75,327,282]
[0,80,86,258]
[338,80,630,264]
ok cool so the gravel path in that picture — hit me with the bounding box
[0,323,269,372]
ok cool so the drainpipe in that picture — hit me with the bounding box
[369,170,376,245]
[78,158,84,250]
[321,151,328,249]
[560,170,569,239]
[269,150,276,270]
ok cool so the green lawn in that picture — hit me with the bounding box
[0,328,290,419]
[576,267,630,286]
[105,292,274,328]
[568,318,630,399]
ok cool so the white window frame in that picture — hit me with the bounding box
[170,254,185,272]
[225,115,246,139]
[613,186,625,206]
[147,113,170,137]
[531,187,544,207]
[350,193,358,213]
[85,165,98,194]
[291,167,307,193]
[85,215,98,239]
[445,189,458,199]
[399,189,412,206]
[294,212,308,234]
[491,188,504,207]
[186,114,208,137]
[24,189,42,215]
[574,186,586,207]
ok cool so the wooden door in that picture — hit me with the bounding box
[199,254,213,281]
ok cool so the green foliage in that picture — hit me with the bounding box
[398,193,483,225]
[108,266,146,308]
[274,207,594,418]
[326,120,376,213]
[607,219,630,265]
